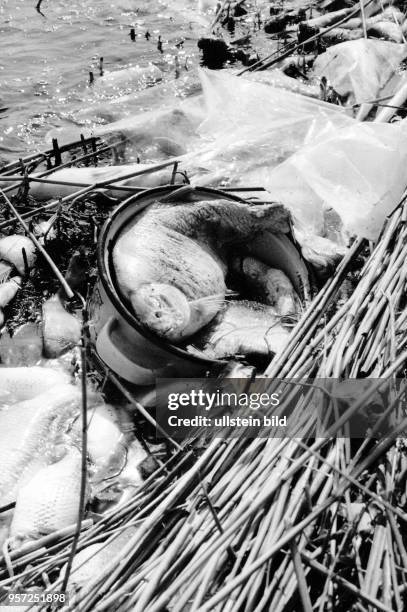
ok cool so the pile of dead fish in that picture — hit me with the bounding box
[0,363,147,550]
[113,196,310,364]
[0,233,147,547]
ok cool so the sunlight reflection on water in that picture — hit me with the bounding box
[0,0,205,158]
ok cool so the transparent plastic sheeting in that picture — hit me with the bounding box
[182,69,355,190]
[49,69,407,241]
[261,121,407,241]
[313,39,407,112]
[195,68,354,155]
[62,68,351,162]
[186,70,407,241]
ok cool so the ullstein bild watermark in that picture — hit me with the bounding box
[155,378,407,440]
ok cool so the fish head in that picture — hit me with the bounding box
[130,283,191,342]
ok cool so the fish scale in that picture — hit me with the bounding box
[10,447,86,543]
[0,366,70,402]
[200,300,291,360]
[0,384,80,506]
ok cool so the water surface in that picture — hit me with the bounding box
[0,0,208,159]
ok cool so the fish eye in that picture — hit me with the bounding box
[155,312,162,318]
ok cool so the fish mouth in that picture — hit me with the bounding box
[130,284,191,340]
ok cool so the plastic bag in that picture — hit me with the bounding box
[51,69,351,168]
[197,68,352,145]
[187,70,407,241]
[313,39,407,113]
[48,99,206,163]
[262,120,407,240]
[48,69,407,242]
[183,68,354,185]
[74,71,203,123]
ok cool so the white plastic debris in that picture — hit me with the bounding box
[313,39,407,119]
[183,69,354,187]
[263,120,407,240]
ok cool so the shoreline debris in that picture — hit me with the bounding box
[2,0,407,609]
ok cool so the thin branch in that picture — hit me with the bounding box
[61,295,88,592]
[36,0,45,17]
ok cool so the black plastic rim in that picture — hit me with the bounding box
[97,184,249,366]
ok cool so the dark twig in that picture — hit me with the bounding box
[61,294,88,592]
[35,0,45,17]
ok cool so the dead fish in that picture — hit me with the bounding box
[116,438,147,490]
[0,366,70,401]
[199,300,291,360]
[367,21,404,43]
[0,276,21,307]
[232,255,300,316]
[42,294,81,358]
[296,233,347,279]
[342,17,362,29]
[320,27,364,44]
[70,404,145,500]
[10,446,87,544]
[62,525,137,592]
[128,284,230,344]
[0,384,80,506]
[80,404,125,477]
[0,260,12,283]
[368,7,405,26]
[113,199,290,342]
[246,231,310,300]
[0,322,43,366]
[304,6,355,28]
[0,276,21,326]
[0,235,36,274]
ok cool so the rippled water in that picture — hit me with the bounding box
[0,0,210,160]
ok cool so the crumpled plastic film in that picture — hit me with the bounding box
[263,120,407,241]
[197,68,352,148]
[244,68,321,99]
[313,39,407,108]
[46,68,407,244]
[185,69,354,185]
